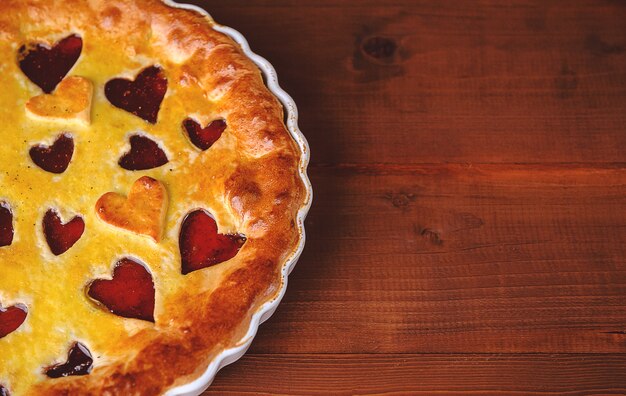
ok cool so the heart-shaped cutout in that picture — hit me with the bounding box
[0,203,13,248]
[44,342,93,378]
[43,209,85,256]
[87,258,155,322]
[105,66,167,124]
[182,118,227,151]
[179,209,246,275]
[0,303,27,339]
[18,34,83,94]
[96,176,168,242]
[118,134,169,171]
[26,76,93,125]
[29,133,74,174]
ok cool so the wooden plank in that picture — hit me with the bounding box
[193,0,626,164]
[185,1,626,393]
[245,165,626,354]
[205,353,626,395]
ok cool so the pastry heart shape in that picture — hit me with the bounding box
[25,76,93,125]
[44,342,93,378]
[0,203,13,247]
[29,133,74,174]
[0,303,27,339]
[18,34,83,94]
[118,134,169,171]
[96,176,168,242]
[43,209,85,256]
[105,66,167,124]
[182,118,227,151]
[179,209,246,275]
[87,258,155,322]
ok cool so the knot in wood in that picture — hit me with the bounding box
[361,36,398,63]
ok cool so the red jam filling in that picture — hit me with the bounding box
[29,134,74,174]
[182,118,227,151]
[105,66,167,124]
[18,35,82,94]
[0,304,27,339]
[118,134,169,171]
[43,209,85,256]
[0,203,13,247]
[179,210,246,275]
[87,258,155,322]
[45,342,93,378]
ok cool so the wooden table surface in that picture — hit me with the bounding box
[190,0,626,394]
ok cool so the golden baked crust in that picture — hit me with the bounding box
[0,0,306,394]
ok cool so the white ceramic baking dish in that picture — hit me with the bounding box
[161,2,312,395]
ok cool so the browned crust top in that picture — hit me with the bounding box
[0,0,306,394]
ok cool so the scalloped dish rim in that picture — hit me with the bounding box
[160,2,312,395]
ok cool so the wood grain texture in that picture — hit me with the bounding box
[187,0,626,394]
[248,165,626,355]
[206,354,626,395]
[196,0,626,165]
